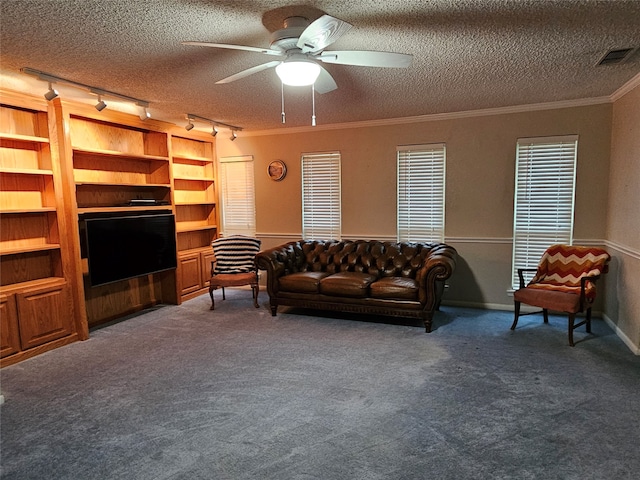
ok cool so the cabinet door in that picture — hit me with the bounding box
[179,253,202,296]
[201,250,215,288]
[0,294,21,358]
[16,283,73,350]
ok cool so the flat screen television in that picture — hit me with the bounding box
[85,213,177,287]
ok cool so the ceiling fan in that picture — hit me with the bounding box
[182,14,413,94]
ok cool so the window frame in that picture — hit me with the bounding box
[511,135,578,289]
[396,143,446,243]
[301,151,342,240]
[218,155,256,237]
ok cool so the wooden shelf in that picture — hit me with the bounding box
[176,223,218,233]
[173,175,215,182]
[0,244,61,257]
[0,207,57,214]
[77,205,173,214]
[0,167,54,176]
[0,132,50,144]
[175,201,216,206]
[75,181,171,188]
[72,146,169,162]
[0,276,65,294]
[172,154,212,164]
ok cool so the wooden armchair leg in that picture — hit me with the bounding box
[568,313,576,347]
[209,286,215,311]
[543,309,549,323]
[586,307,592,333]
[511,301,521,330]
[252,284,259,308]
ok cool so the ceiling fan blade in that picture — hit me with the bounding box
[215,61,281,84]
[182,41,284,57]
[317,50,413,68]
[314,66,337,94]
[297,15,353,53]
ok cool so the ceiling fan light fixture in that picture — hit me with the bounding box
[276,59,321,87]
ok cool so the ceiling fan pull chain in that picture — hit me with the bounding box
[311,83,316,127]
[281,81,286,124]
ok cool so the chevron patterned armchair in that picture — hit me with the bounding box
[511,244,610,346]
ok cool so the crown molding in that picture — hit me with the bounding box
[244,96,612,136]
[610,72,640,102]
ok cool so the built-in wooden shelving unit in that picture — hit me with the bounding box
[171,135,218,300]
[1,89,220,365]
[0,96,82,365]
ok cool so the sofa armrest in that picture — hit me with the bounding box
[255,242,299,296]
[415,244,457,306]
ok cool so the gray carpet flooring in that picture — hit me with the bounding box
[1,289,639,480]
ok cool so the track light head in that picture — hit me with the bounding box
[95,95,107,111]
[138,105,150,121]
[44,82,59,101]
[185,117,195,131]
[230,131,237,141]
[211,125,218,137]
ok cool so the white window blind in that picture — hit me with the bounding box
[219,155,256,237]
[301,152,341,240]
[397,143,446,243]
[511,135,578,289]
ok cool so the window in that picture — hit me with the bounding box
[397,143,446,243]
[219,155,256,237]
[301,152,341,240]
[511,135,578,289]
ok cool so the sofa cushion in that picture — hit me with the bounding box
[370,277,419,301]
[279,272,331,293]
[319,272,377,298]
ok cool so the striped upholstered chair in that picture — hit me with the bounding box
[511,244,610,346]
[208,236,261,310]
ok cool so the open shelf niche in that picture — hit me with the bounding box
[171,135,218,300]
[63,107,179,328]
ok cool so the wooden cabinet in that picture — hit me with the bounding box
[16,280,72,350]
[0,294,20,358]
[171,135,218,301]
[0,97,80,366]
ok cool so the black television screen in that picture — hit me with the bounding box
[85,213,177,287]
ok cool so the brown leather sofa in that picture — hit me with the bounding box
[255,239,457,332]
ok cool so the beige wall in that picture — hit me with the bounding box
[605,83,640,353]
[218,103,613,312]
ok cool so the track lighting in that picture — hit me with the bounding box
[44,82,58,101]
[230,131,238,141]
[184,113,242,138]
[137,103,150,121]
[95,95,107,111]
[21,68,151,120]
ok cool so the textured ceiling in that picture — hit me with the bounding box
[1,0,639,132]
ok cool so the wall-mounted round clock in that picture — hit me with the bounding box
[268,160,287,181]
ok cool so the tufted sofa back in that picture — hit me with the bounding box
[278,240,445,279]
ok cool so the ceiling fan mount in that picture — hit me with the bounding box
[270,16,311,52]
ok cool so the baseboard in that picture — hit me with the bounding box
[602,314,640,355]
